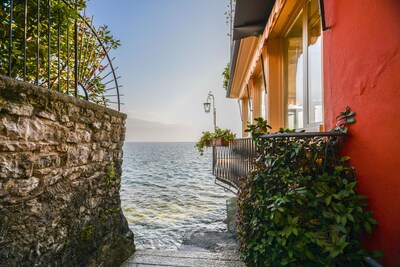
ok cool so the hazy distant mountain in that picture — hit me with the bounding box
[124,118,200,142]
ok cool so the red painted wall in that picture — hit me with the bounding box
[323,0,400,265]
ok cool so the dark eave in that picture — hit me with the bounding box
[226,40,241,98]
[232,0,276,41]
[227,0,275,97]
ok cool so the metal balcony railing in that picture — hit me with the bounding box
[212,137,256,192]
[212,131,346,193]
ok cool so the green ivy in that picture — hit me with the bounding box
[222,63,230,91]
[78,224,95,243]
[237,117,382,266]
[104,163,116,186]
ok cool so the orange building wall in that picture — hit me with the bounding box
[323,1,400,265]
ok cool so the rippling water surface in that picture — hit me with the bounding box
[121,142,233,250]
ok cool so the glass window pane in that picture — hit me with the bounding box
[284,11,304,129]
[248,98,253,122]
[256,73,266,119]
[308,0,323,124]
[262,90,266,119]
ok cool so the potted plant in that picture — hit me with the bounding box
[212,127,236,146]
[195,127,236,155]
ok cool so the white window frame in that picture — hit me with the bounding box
[283,0,323,131]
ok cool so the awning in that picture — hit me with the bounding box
[232,0,276,41]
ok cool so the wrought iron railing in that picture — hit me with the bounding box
[0,0,122,110]
[213,137,256,192]
[212,132,346,193]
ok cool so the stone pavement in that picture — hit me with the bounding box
[121,250,246,267]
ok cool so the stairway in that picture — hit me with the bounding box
[121,250,245,267]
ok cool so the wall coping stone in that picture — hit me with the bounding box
[0,75,127,119]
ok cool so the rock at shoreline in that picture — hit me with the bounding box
[180,230,239,253]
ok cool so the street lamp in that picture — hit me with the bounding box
[203,91,216,131]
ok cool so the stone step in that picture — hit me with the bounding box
[121,250,246,267]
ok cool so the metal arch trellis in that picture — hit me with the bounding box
[1,0,122,111]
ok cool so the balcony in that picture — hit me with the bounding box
[212,138,255,192]
[212,131,346,193]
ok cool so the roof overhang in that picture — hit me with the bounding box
[232,0,276,41]
[227,0,276,98]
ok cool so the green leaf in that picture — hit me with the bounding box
[346,117,356,124]
[326,196,332,206]
[347,214,355,222]
[337,224,347,233]
[364,222,372,233]
[267,231,277,236]
[372,251,384,258]
[292,227,298,236]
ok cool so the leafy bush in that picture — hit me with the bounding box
[195,127,236,155]
[0,0,120,105]
[237,118,381,266]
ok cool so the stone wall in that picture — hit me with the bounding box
[0,75,135,266]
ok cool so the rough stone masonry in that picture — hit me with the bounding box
[0,75,135,266]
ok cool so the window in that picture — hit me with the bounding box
[256,72,267,119]
[283,0,322,129]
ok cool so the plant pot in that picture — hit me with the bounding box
[205,140,213,147]
[213,137,229,147]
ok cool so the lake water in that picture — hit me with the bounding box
[121,142,233,250]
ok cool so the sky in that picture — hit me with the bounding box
[86,0,241,142]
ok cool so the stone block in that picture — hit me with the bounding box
[56,143,69,152]
[103,121,112,131]
[0,153,34,179]
[46,174,63,186]
[75,123,86,130]
[101,141,111,148]
[103,114,111,121]
[1,102,34,116]
[67,103,80,119]
[67,145,91,166]
[0,141,16,152]
[111,132,120,142]
[79,130,91,143]
[1,117,19,139]
[65,122,75,128]
[14,142,38,151]
[10,177,39,197]
[110,116,122,124]
[33,168,53,177]
[2,116,46,142]
[36,110,57,122]
[60,115,70,123]
[92,130,110,142]
[34,154,62,169]
[66,132,79,143]
[91,149,105,162]
[90,122,102,130]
